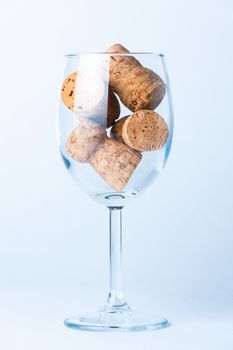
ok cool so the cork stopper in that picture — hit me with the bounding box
[105,44,166,112]
[123,66,166,112]
[65,122,106,163]
[89,137,142,191]
[61,72,77,110]
[106,44,141,88]
[122,110,169,151]
[61,71,120,127]
[110,116,129,142]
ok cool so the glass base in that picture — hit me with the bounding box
[64,304,169,332]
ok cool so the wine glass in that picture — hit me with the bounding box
[58,46,174,332]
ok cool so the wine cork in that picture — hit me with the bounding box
[61,71,120,127]
[122,110,169,152]
[89,137,142,192]
[61,72,77,110]
[66,122,106,163]
[106,43,166,112]
[110,116,129,143]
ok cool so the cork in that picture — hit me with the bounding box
[110,116,129,143]
[106,43,166,112]
[107,90,120,127]
[106,43,131,54]
[65,122,106,163]
[61,72,77,110]
[61,71,120,126]
[89,137,142,192]
[106,43,141,73]
[122,110,169,152]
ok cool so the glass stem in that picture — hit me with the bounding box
[106,206,126,308]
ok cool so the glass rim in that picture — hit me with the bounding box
[65,52,164,58]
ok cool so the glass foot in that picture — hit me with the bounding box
[64,304,169,332]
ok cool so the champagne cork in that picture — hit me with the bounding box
[66,122,106,163]
[106,43,166,112]
[106,43,141,75]
[122,110,169,152]
[61,71,120,127]
[89,137,142,192]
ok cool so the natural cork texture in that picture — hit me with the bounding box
[89,137,142,191]
[61,72,77,110]
[106,44,166,112]
[110,116,129,143]
[66,122,106,163]
[122,110,169,152]
[61,71,120,127]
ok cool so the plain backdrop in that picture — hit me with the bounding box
[0,0,233,349]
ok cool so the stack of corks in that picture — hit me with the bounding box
[62,44,169,192]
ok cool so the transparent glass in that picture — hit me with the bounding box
[58,51,174,331]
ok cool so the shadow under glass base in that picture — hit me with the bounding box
[64,303,169,332]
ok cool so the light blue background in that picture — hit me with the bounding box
[0,0,232,348]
